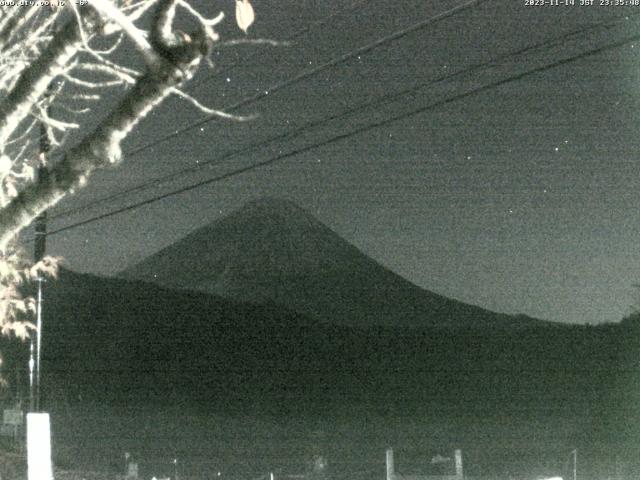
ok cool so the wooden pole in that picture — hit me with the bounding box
[31,85,51,413]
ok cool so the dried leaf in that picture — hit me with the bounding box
[4,177,17,199]
[29,256,60,280]
[10,321,35,341]
[0,262,10,279]
[235,0,255,34]
[22,164,35,181]
[25,298,36,315]
[0,156,11,176]
[13,299,26,314]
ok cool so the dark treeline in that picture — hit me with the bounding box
[0,269,637,478]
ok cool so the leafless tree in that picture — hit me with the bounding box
[0,0,255,337]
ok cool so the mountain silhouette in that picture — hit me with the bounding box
[121,198,551,328]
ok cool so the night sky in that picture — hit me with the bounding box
[29,0,640,325]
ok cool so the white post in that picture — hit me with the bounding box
[454,449,463,479]
[126,462,139,479]
[27,413,53,480]
[386,448,395,480]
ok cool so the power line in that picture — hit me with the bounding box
[36,30,640,240]
[47,0,379,221]
[123,0,490,158]
[47,10,638,223]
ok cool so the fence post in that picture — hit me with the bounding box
[27,413,53,480]
[454,449,463,479]
[386,448,395,480]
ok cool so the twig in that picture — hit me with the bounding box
[170,87,256,121]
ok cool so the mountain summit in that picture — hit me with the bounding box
[121,198,547,328]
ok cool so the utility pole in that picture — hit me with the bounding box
[30,97,51,413]
[572,449,577,480]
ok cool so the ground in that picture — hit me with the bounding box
[0,447,117,480]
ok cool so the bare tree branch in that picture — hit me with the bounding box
[170,87,256,121]
[216,38,290,49]
[0,14,90,148]
[0,0,215,248]
[0,0,258,337]
[87,0,158,65]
